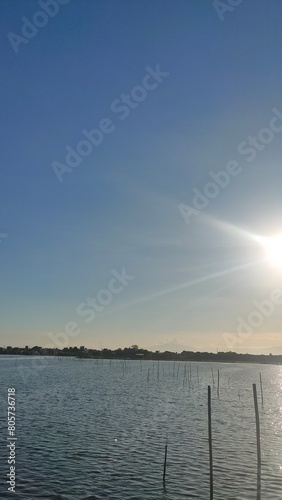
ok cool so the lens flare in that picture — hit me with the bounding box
[263,235,282,269]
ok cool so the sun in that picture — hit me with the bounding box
[263,235,282,269]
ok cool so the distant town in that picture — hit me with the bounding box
[0,345,281,364]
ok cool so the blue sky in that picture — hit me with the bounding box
[1,0,282,353]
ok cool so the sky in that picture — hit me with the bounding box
[1,0,282,354]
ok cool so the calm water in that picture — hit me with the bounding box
[0,356,281,499]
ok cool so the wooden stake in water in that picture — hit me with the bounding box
[211,368,215,387]
[217,369,220,398]
[197,365,199,385]
[184,364,187,384]
[208,386,214,500]
[259,373,264,406]
[163,443,168,483]
[253,383,261,500]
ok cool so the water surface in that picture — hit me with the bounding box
[0,357,281,499]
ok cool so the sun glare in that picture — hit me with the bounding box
[263,235,282,269]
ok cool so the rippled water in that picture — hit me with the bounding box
[0,356,281,499]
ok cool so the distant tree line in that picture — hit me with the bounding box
[0,345,281,364]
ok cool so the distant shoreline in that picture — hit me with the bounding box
[0,347,281,365]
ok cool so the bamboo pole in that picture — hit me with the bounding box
[253,383,261,500]
[259,373,264,406]
[163,443,168,483]
[208,386,213,500]
[211,368,215,387]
